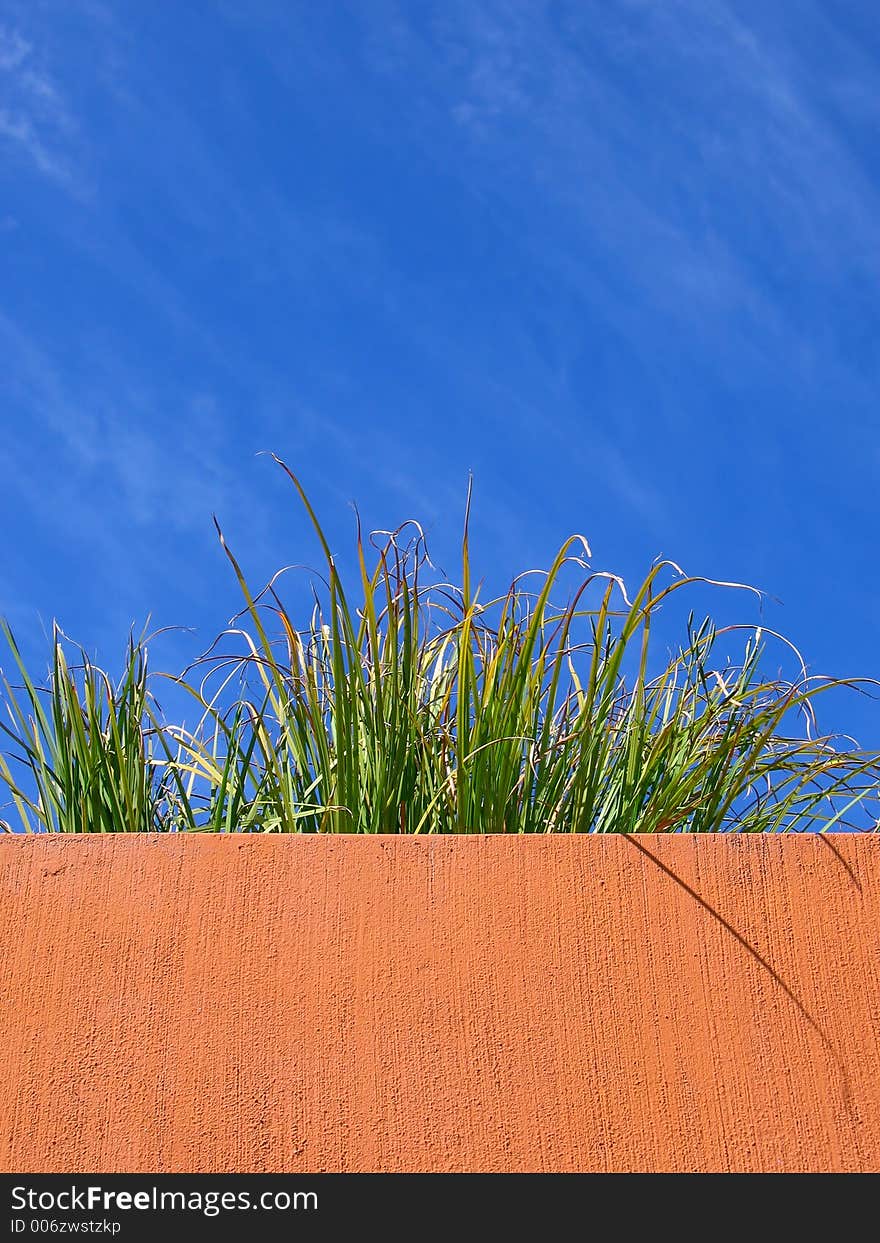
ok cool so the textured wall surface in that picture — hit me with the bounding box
[1,835,879,1173]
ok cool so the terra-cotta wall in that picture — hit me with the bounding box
[1,834,878,1172]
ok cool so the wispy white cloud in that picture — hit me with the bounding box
[1,314,242,538]
[0,322,279,655]
[0,22,80,188]
[356,0,880,355]
[0,25,31,71]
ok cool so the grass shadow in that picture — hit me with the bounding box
[817,832,863,894]
[623,834,853,1114]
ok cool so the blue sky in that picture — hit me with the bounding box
[1,0,878,747]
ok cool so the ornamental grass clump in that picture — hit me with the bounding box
[0,621,186,833]
[1,457,878,833]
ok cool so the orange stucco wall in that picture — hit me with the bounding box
[1,834,878,1172]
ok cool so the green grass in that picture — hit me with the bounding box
[2,458,878,833]
[0,621,182,833]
